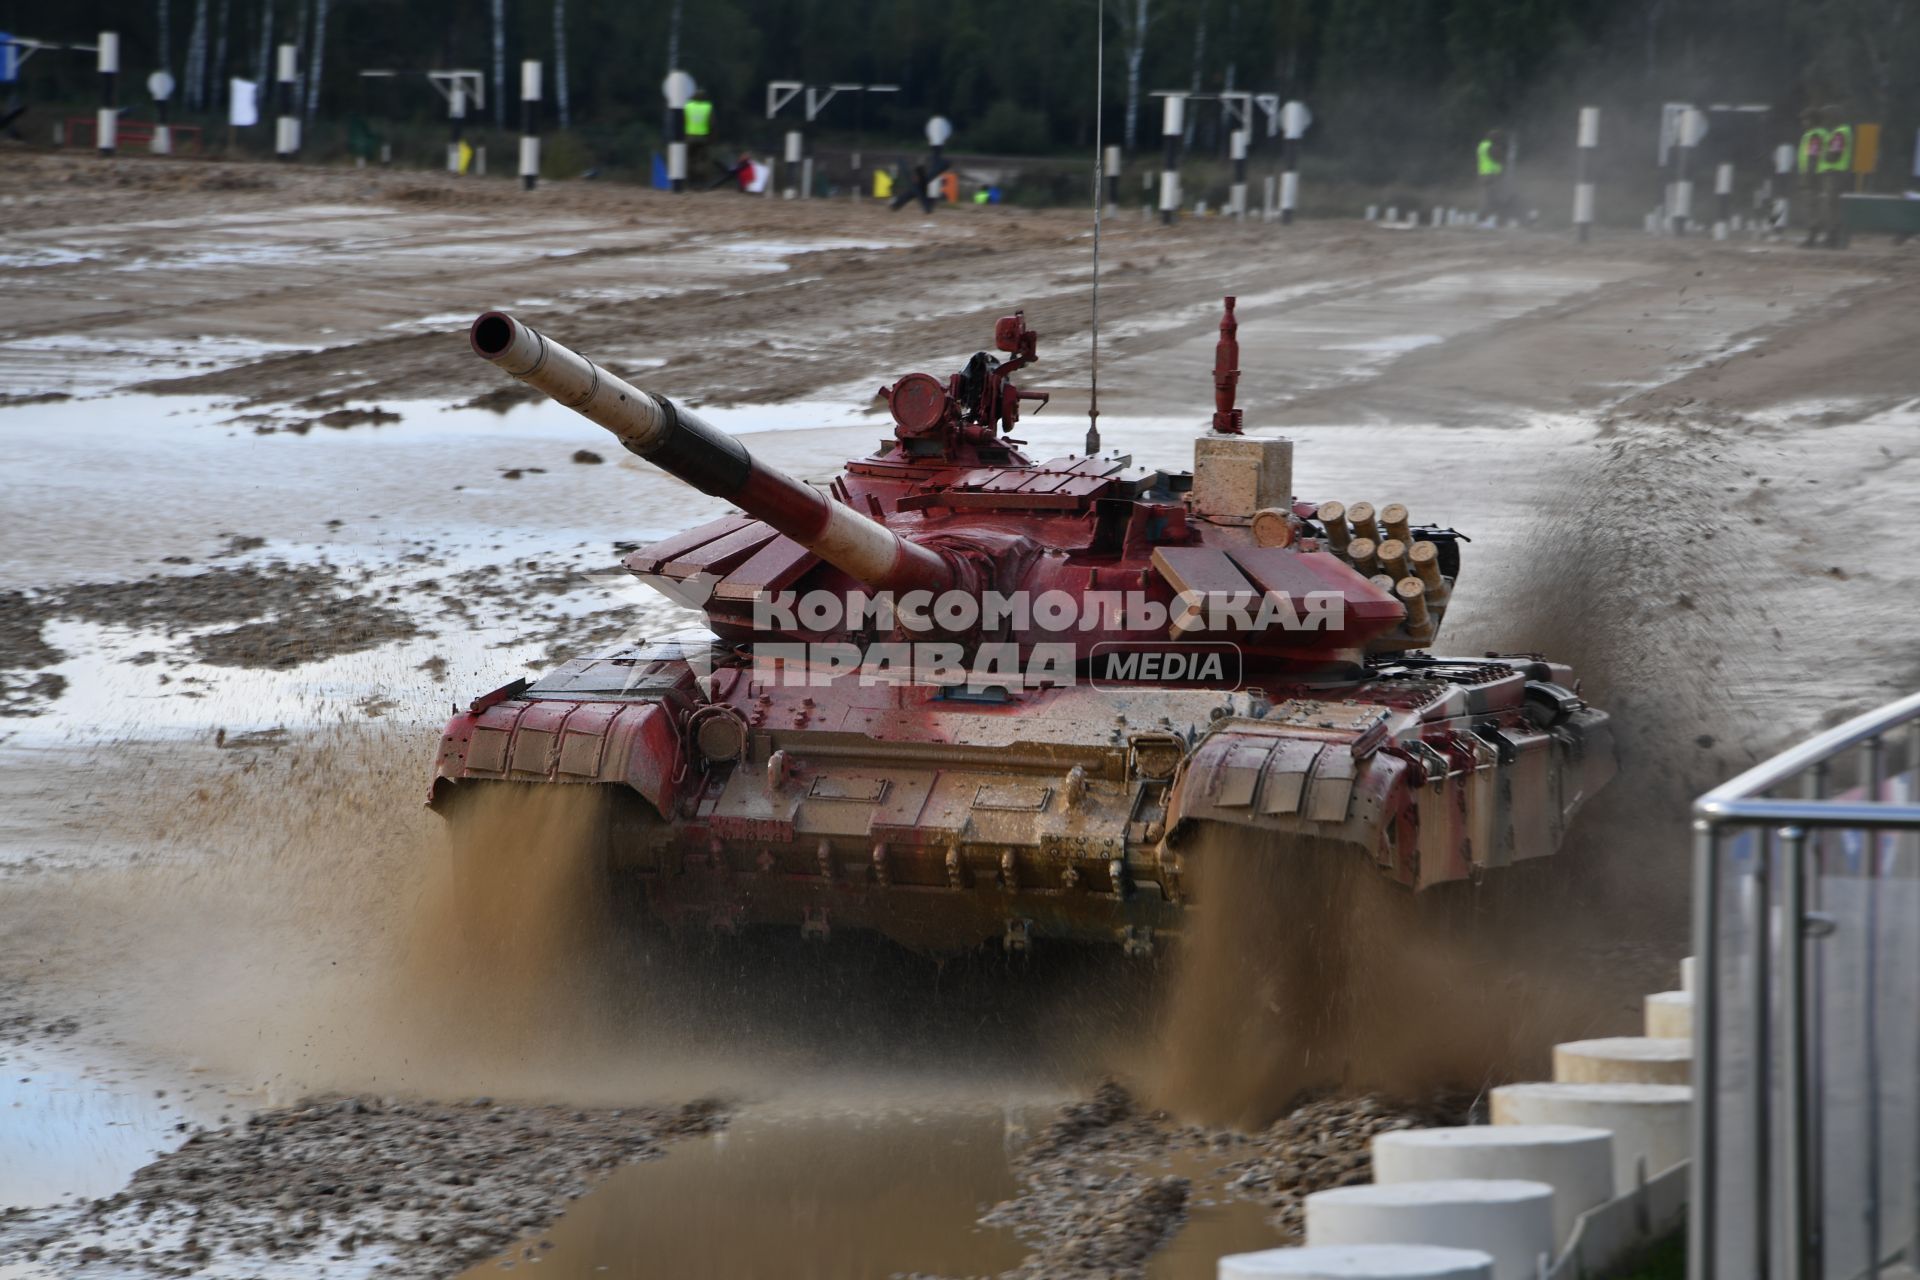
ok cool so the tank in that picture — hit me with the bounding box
[430,302,1614,956]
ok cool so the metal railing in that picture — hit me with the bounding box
[1692,690,1920,1280]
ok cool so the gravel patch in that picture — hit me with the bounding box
[0,1094,726,1277]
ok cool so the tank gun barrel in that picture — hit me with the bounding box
[470,312,953,593]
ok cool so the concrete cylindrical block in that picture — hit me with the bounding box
[1373,1125,1612,1249]
[1553,1037,1690,1086]
[1679,955,1695,992]
[1305,1180,1553,1280]
[1221,1244,1495,1280]
[1644,991,1693,1039]
[1490,1082,1692,1191]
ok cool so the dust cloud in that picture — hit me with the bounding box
[1147,831,1607,1129]
[3,726,1143,1113]
[1148,410,1724,1129]
[3,728,702,1106]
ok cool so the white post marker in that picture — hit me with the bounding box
[1574,106,1598,241]
[1670,106,1702,235]
[783,129,802,198]
[1712,161,1733,239]
[1280,99,1311,225]
[96,31,119,156]
[1490,1082,1694,1193]
[1229,127,1249,218]
[275,43,300,159]
[519,59,541,190]
[924,114,952,207]
[1103,144,1121,216]
[1158,93,1183,225]
[1772,142,1794,231]
[446,78,467,172]
[1306,1181,1555,1280]
[147,69,175,155]
[1219,1244,1496,1279]
[662,69,693,193]
[1372,1126,1615,1250]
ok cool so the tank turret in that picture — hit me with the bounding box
[437,300,1614,961]
[471,311,955,594]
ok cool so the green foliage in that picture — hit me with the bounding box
[970,99,1052,154]
[1605,1227,1686,1280]
[8,0,1918,188]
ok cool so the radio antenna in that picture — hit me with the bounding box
[1085,0,1104,457]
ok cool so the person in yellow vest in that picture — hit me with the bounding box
[1477,128,1507,222]
[685,88,713,186]
[1798,107,1851,249]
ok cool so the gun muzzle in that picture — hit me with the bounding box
[471,311,954,594]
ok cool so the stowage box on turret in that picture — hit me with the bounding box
[430,302,1614,955]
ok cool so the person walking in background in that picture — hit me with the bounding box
[685,87,714,185]
[1798,106,1851,249]
[708,151,759,192]
[889,144,952,215]
[890,160,934,214]
[1477,127,1508,222]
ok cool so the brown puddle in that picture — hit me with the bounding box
[458,1107,1031,1279]
[458,1105,1285,1280]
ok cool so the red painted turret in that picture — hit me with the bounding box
[435,300,1615,960]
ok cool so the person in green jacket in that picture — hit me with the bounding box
[685,88,714,185]
[1477,128,1507,222]
[1797,106,1851,249]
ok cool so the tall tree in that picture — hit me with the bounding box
[553,0,571,127]
[254,0,272,89]
[492,0,506,126]
[212,0,231,110]
[1123,0,1150,152]
[304,0,326,119]
[191,0,213,107]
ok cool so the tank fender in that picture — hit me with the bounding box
[1165,724,1411,873]
[428,697,686,819]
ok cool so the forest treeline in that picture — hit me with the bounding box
[5,0,1915,181]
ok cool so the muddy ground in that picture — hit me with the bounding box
[1,150,1916,1276]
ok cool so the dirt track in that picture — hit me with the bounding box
[2,150,1917,1276]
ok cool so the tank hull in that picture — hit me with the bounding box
[430,643,1614,956]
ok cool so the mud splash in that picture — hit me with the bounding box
[1149,833,1602,1129]
[390,782,627,1074]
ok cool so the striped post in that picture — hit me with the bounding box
[153,97,171,155]
[1158,94,1183,226]
[667,109,687,192]
[1670,107,1699,236]
[274,44,300,160]
[1772,143,1794,232]
[782,130,802,197]
[1712,162,1733,240]
[96,32,119,156]
[1103,144,1121,216]
[1229,128,1248,218]
[1574,106,1598,241]
[1279,99,1308,225]
[446,78,466,173]
[519,60,541,191]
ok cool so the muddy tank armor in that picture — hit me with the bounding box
[431,303,1615,955]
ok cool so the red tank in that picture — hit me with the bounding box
[430,303,1614,955]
